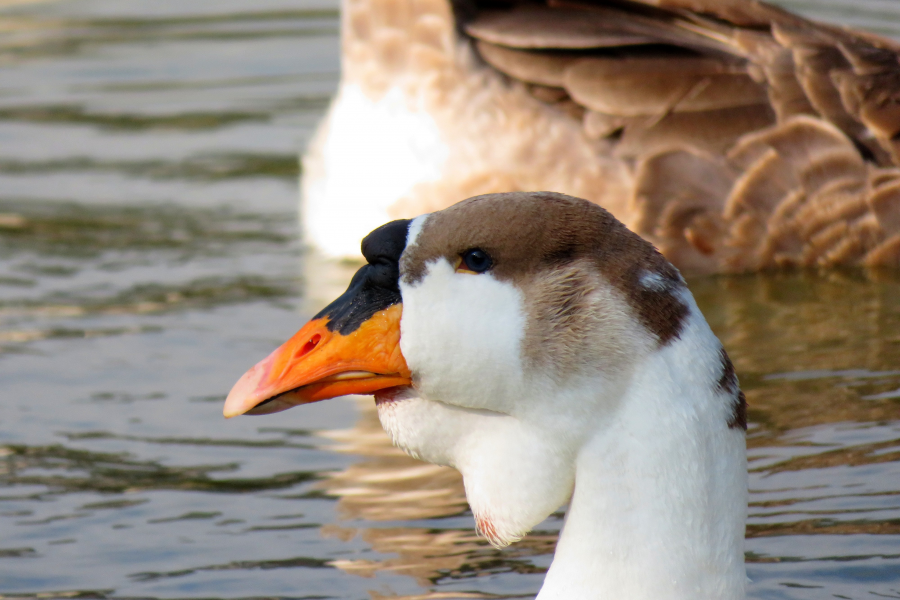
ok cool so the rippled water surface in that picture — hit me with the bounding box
[0,1,899,599]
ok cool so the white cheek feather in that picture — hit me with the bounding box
[301,84,448,257]
[399,258,528,414]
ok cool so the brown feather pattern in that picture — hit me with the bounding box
[461,0,900,272]
[335,0,900,272]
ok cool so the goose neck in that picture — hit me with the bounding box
[538,344,748,600]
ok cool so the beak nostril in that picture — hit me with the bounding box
[298,334,321,358]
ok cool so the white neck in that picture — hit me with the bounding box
[538,313,748,600]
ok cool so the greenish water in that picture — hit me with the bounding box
[0,1,898,599]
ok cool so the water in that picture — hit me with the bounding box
[0,1,898,598]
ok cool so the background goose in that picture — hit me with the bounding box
[303,0,900,273]
[226,192,749,599]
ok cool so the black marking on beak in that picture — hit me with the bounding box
[315,219,410,335]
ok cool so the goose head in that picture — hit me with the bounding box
[224,191,748,599]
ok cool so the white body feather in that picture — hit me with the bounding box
[302,84,449,256]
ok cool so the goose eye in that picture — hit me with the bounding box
[458,248,493,274]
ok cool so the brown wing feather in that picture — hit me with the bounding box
[466,5,657,49]
[463,0,900,271]
[475,40,576,86]
[564,57,766,115]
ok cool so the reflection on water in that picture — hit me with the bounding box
[0,0,898,599]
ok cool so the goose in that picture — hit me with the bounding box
[302,0,900,274]
[225,191,749,599]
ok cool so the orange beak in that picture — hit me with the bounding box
[223,303,411,417]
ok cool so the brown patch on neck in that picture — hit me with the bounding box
[521,259,641,378]
[717,347,747,431]
[401,191,688,346]
[729,391,748,431]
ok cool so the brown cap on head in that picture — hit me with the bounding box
[402,192,689,346]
